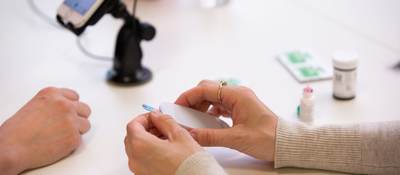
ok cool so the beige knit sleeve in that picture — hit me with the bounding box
[274,119,400,174]
[175,151,227,175]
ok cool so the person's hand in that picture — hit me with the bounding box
[124,111,203,175]
[175,80,278,161]
[0,87,91,175]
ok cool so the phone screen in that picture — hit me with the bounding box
[64,0,97,16]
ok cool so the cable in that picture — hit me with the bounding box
[28,0,112,61]
[27,0,64,30]
[132,0,138,16]
[76,36,113,61]
[394,60,400,70]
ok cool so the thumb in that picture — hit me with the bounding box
[149,111,189,141]
[190,128,236,147]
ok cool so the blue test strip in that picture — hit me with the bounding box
[142,104,156,112]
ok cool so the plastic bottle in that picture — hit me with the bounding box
[332,51,358,100]
[299,86,314,123]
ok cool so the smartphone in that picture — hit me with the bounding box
[57,0,104,28]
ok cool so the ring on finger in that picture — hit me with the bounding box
[217,80,227,104]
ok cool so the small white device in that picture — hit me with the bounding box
[143,103,229,129]
[57,0,104,28]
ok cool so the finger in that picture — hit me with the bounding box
[208,106,222,117]
[76,117,91,134]
[60,88,80,101]
[126,120,160,143]
[124,137,136,174]
[190,128,235,147]
[148,111,189,141]
[76,101,91,118]
[175,80,237,111]
[149,127,163,138]
[193,101,212,112]
[131,113,153,131]
[207,104,231,117]
[124,136,132,157]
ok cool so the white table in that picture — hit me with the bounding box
[0,0,399,174]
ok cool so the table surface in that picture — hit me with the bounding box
[0,0,399,174]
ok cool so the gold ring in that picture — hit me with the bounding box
[217,80,227,104]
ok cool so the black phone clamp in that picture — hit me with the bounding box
[57,0,156,86]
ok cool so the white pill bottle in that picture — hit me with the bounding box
[332,51,358,100]
[299,86,314,123]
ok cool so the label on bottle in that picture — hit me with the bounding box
[333,68,357,99]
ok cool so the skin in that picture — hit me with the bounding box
[125,80,278,175]
[0,87,91,175]
[124,112,203,175]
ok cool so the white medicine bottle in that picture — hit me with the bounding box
[332,51,358,100]
[299,86,314,123]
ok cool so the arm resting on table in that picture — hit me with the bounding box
[275,119,400,175]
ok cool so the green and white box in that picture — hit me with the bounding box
[277,50,332,83]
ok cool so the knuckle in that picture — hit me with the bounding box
[237,86,256,97]
[124,137,129,146]
[81,102,92,115]
[68,133,81,149]
[126,122,136,133]
[38,87,59,96]
[237,86,253,93]
[156,114,175,124]
[130,139,145,150]
[160,114,174,121]
[128,160,135,172]
[171,127,186,137]
[198,79,213,86]
[55,98,74,112]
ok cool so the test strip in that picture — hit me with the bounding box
[142,104,157,112]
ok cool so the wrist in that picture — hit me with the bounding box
[0,131,26,175]
[0,145,24,175]
[257,112,278,161]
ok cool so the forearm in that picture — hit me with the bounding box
[175,151,227,175]
[274,119,400,175]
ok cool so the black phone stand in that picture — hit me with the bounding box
[107,14,156,86]
[57,0,156,86]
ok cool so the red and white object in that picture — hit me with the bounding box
[299,86,314,123]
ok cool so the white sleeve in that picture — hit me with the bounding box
[175,151,227,175]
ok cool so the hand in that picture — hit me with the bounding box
[0,87,91,175]
[175,80,278,161]
[124,111,203,175]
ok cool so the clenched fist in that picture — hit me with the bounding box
[0,87,91,175]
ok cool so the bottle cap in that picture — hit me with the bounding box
[332,51,358,70]
[303,86,313,98]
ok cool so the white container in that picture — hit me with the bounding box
[299,86,314,123]
[332,51,358,100]
[200,0,229,8]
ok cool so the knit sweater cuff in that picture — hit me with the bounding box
[175,151,227,175]
[274,118,361,171]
